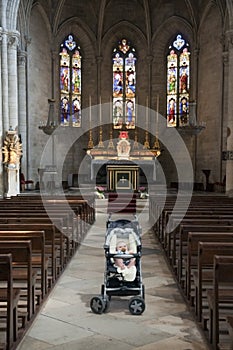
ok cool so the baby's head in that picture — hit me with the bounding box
[116,241,128,253]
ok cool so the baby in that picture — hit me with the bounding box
[114,241,136,281]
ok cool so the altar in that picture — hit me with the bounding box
[88,131,158,190]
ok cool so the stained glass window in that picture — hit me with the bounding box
[167,34,190,127]
[112,39,137,129]
[60,34,81,127]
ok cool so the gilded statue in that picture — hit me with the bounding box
[2,132,23,167]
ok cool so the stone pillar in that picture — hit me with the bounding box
[225,30,233,195]
[8,31,19,130]
[1,31,9,132]
[18,50,27,172]
[221,50,229,182]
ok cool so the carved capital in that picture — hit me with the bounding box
[7,32,19,49]
[18,50,27,66]
[24,35,32,47]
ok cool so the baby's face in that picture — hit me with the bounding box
[117,242,127,252]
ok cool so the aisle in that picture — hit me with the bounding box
[17,204,210,350]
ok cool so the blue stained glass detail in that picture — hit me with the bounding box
[173,34,185,50]
[65,35,76,51]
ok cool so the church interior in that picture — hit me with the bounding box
[1,0,233,349]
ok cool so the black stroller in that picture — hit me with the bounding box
[90,214,145,315]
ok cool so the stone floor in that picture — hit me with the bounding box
[16,200,210,350]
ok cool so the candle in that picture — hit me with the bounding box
[146,96,149,128]
[110,96,112,124]
[89,95,91,126]
[156,94,159,135]
[99,96,102,125]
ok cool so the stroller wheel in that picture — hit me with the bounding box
[128,296,145,315]
[90,296,106,314]
[103,295,110,313]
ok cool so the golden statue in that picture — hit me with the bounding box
[2,131,23,167]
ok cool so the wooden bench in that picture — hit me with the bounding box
[167,217,233,262]
[226,316,233,350]
[0,254,21,350]
[0,223,56,285]
[192,242,233,324]
[0,211,78,261]
[207,255,233,349]
[0,240,37,321]
[0,231,47,299]
[185,232,233,302]
[178,227,233,285]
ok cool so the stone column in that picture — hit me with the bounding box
[225,30,233,195]
[221,50,229,182]
[8,31,19,130]
[18,50,27,172]
[1,31,9,132]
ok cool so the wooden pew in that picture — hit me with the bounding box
[0,224,56,285]
[166,218,233,270]
[0,217,69,271]
[193,243,233,324]
[226,316,233,350]
[0,241,36,321]
[207,255,233,349]
[0,210,78,260]
[0,254,21,350]
[178,226,233,285]
[185,232,233,301]
[0,231,47,299]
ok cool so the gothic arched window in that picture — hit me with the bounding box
[112,39,137,129]
[59,34,81,127]
[167,34,190,128]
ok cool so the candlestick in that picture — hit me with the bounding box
[89,95,91,126]
[156,94,159,136]
[99,96,102,125]
[110,96,112,124]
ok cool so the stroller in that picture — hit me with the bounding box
[90,214,145,315]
